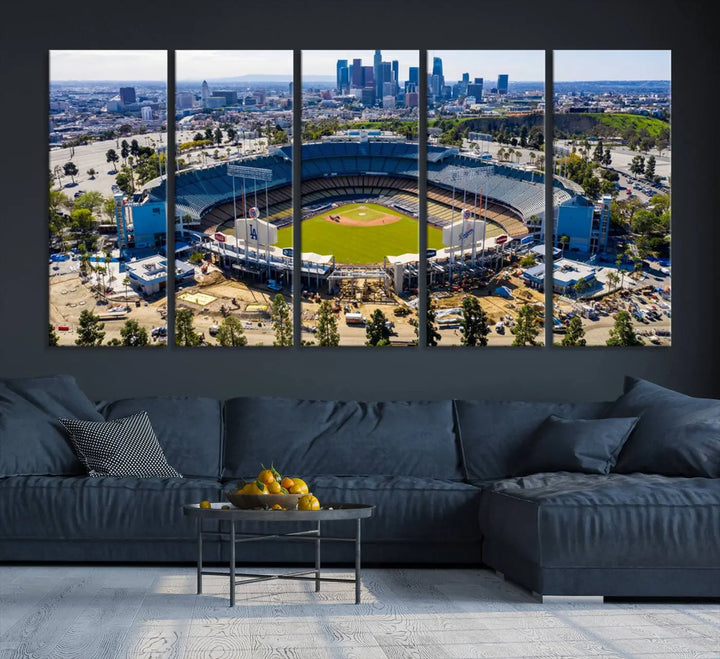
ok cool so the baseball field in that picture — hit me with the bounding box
[275,203,445,264]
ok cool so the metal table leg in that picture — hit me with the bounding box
[355,518,361,604]
[196,517,203,595]
[230,520,236,607]
[315,521,321,592]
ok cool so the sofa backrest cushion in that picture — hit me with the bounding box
[610,377,720,477]
[0,375,102,476]
[223,398,461,480]
[454,399,613,482]
[100,397,223,478]
[514,414,640,476]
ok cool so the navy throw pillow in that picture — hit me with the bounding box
[515,414,639,476]
[610,377,720,477]
[0,375,102,476]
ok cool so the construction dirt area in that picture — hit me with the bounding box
[49,270,167,347]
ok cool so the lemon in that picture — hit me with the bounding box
[289,478,309,495]
[267,481,282,494]
[199,500,211,509]
[298,494,320,511]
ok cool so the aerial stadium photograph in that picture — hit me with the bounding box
[47,49,670,348]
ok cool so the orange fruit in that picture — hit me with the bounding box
[257,469,275,484]
[298,494,320,511]
[199,500,211,509]
[271,504,285,510]
[289,478,309,495]
[280,477,294,490]
[267,481,282,494]
[221,505,230,510]
[245,480,268,495]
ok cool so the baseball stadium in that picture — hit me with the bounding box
[146,136,579,295]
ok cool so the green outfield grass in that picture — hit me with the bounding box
[275,203,445,264]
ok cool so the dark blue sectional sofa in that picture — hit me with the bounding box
[1,374,719,598]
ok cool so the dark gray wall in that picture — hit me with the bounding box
[0,0,717,401]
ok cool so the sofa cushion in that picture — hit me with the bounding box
[218,474,483,545]
[478,472,720,569]
[454,400,612,482]
[59,413,183,478]
[2,374,102,421]
[0,375,102,477]
[100,397,223,478]
[223,398,461,480]
[610,377,720,477]
[0,476,221,542]
[514,415,639,476]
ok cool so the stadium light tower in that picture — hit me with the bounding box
[227,164,273,276]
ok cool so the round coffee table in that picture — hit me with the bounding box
[183,502,375,606]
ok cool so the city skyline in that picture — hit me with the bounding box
[51,50,671,82]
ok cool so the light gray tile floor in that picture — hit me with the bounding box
[0,566,719,658]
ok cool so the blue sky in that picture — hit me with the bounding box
[50,49,671,82]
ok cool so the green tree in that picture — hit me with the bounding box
[216,316,248,347]
[460,296,489,347]
[365,309,392,346]
[271,294,293,346]
[120,319,149,347]
[103,197,117,223]
[629,155,645,177]
[592,139,604,163]
[49,323,59,347]
[193,132,204,142]
[606,310,644,346]
[204,127,213,142]
[414,293,441,346]
[73,191,105,215]
[558,233,570,255]
[644,155,656,180]
[130,139,140,157]
[561,316,586,347]
[511,304,540,346]
[70,207,96,242]
[75,310,105,346]
[49,188,69,239]
[519,255,536,267]
[315,300,340,347]
[106,149,119,172]
[519,125,528,148]
[175,308,202,346]
[63,161,78,184]
[214,127,223,145]
[188,251,205,265]
[120,140,130,163]
[115,168,133,195]
[86,167,96,179]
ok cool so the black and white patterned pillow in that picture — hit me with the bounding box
[59,411,182,478]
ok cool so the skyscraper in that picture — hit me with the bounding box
[431,57,444,100]
[374,50,383,105]
[408,67,419,87]
[468,78,484,100]
[351,58,362,88]
[362,66,374,88]
[119,87,136,106]
[497,74,509,95]
[201,80,210,108]
[336,59,349,93]
[432,57,443,78]
[392,60,399,94]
